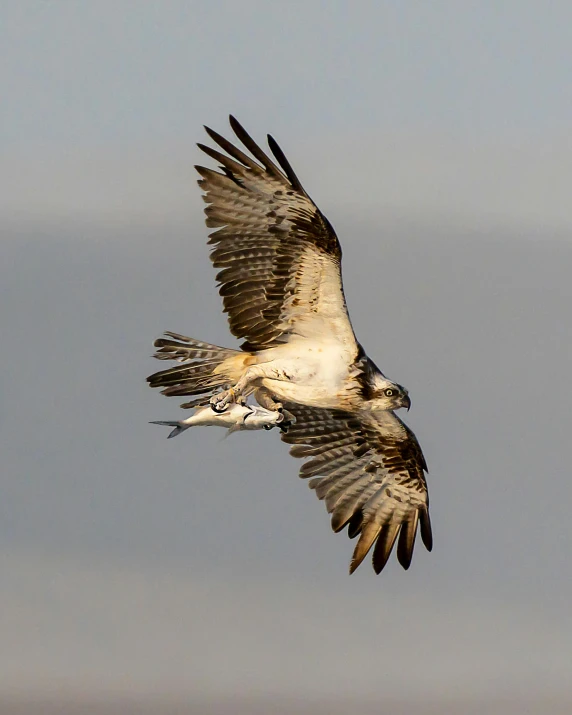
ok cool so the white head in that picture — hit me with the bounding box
[365,375,411,412]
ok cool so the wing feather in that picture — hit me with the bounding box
[311,460,370,501]
[396,512,419,570]
[197,116,357,350]
[282,404,432,574]
[370,521,402,575]
[228,115,286,178]
[266,134,307,192]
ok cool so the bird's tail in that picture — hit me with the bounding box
[147,332,250,408]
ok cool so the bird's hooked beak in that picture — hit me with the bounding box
[402,394,411,411]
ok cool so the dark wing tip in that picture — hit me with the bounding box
[346,510,363,539]
[203,125,226,150]
[227,116,305,193]
[396,530,413,570]
[267,133,306,193]
[371,523,400,575]
[227,115,284,179]
[228,115,251,140]
[203,124,224,145]
[395,514,420,570]
[420,509,433,552]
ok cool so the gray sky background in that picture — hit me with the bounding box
[2,2,572,712]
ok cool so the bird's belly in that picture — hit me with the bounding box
[261,379,349,408]
[257,341,353,409]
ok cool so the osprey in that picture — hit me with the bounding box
[148,116,432,574]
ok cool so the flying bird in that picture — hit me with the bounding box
[147,116,432,574]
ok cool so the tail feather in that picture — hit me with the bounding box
[153,333,233,361]
[180,395,214,409]
[160,381,226,397]
[147,333,244,407]
[148,361,224,385]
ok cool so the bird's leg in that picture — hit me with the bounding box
[253,387,281,411]
[254,388,296,433]
[210,364,291,415]
[210,365,265,413]
[210,387,236,413]
[210,387,247,412]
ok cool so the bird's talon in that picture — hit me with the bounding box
[209,387,237,413]
[210,401,227,414]
[279,409,295,426]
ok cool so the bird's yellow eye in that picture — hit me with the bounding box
[384,388,394,397]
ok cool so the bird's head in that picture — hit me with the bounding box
[369,381,411,412]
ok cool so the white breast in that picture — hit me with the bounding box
[257,340,354,409]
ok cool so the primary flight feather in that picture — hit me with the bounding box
[147,116,432,574]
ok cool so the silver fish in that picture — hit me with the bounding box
[151,402,284,439]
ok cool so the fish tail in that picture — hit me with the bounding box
[149,420,191,439]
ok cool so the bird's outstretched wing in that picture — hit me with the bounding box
[281,404,432,574]
[196,116,357,352]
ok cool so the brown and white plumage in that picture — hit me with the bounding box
[281,404,432,573]
[147,116,433,574]
[197,116,357,352]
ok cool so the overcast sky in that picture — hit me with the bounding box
[2,2,572,713]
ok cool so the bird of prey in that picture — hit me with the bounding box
[147,116,432,574]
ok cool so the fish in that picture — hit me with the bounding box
[150,402,285,439]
